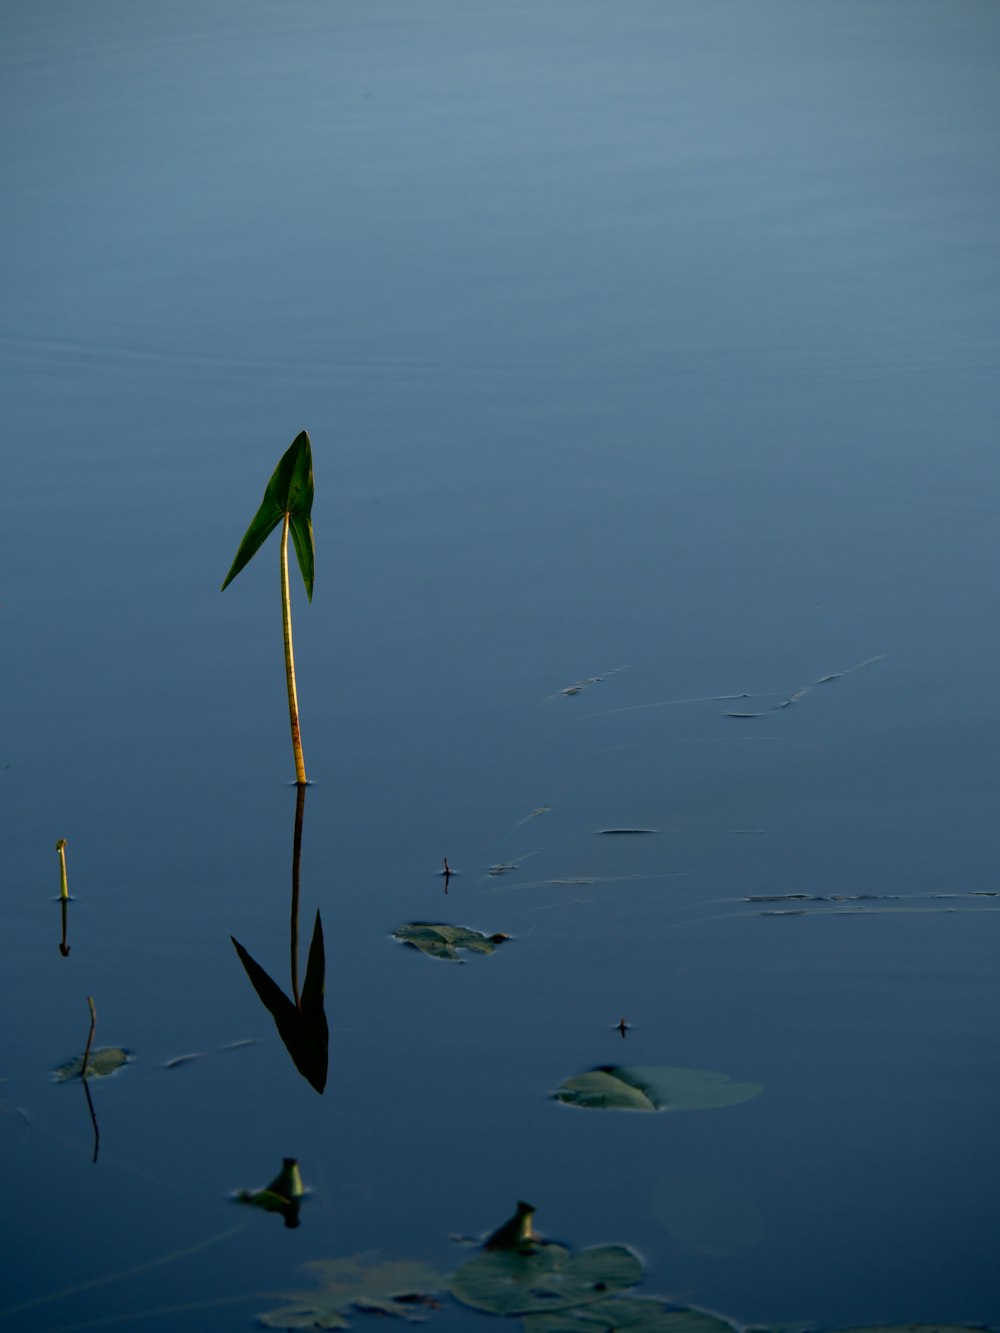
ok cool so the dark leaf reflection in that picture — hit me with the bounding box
[231,783,328,1093]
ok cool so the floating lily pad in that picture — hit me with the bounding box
[554,1066,763,1113]
[258,1254,446,1329]
[523,1298,739,1332]
[450,1242,641,1316]
[394,923,508,962]
[53,1047,129,1082]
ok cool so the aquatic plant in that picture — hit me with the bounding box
[221,429,315,785]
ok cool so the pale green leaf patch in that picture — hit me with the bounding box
[257,1254,446,1329]
[394,923,508,961]
[53,1047,129,1082]
[554,1066,763,1112]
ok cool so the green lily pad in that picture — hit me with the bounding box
[258,1254,446,1329]
[52,1047,129,1082]
[554,1066,763,1112]
[394,923,508,962]
[523,1299,739,1332]
[450,1242,641,1316]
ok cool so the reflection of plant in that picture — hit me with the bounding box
[221,430,315,785]
[232,914,327,1095]
[232,784,328,1093]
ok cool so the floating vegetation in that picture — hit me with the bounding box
[726,653,885,718]
[162,1052,203,1070]
[553,1066,762,1113]
[53,1046,128,1083]
[552,666,629,698]
[160,1037,257,1071]
[235,1157,305,1230]
[591,692,755,718]
[258,1253,446,1328]
[394,923,509,962]
[743,891,1000,918]
[451,1240,641,1316]
[521,1298,738,1331]
[255,1203,992,1332]
[515,806,551,828]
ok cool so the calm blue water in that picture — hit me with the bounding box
[2,2,999,1329]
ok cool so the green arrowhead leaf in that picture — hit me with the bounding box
[450,1243,641,1316]
[221,430,315,599]
[553,1065,763,1112]
[289,512,315,603]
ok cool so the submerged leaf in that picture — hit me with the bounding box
[451,1243,641,1316]
[523,1299,739,1332]
[258,1253,446,1329]
[554,1066,763,1113]
[394,923,507,962]
[221,430,315,599]
[53,1047,128,1082]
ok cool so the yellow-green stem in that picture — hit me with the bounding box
[56,838,69,901]
[280,513,307,785]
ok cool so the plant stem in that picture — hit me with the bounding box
[280,512,307,785]
[56,838,69,901]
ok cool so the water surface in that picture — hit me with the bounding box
[2,2,999,1329]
